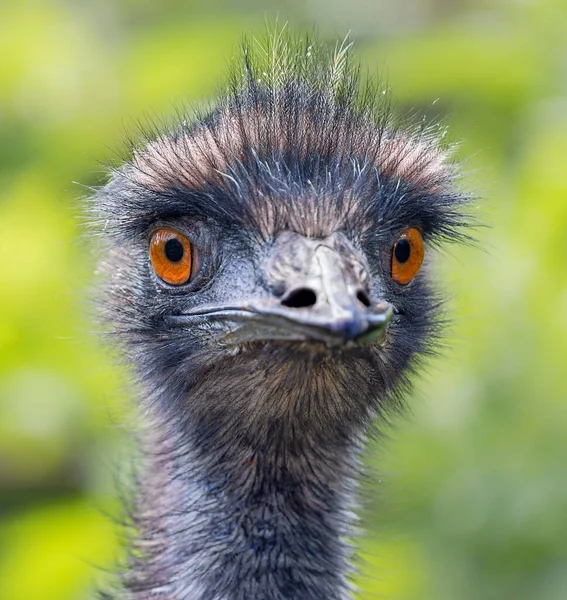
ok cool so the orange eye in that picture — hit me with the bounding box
[391,227,424,285]
[149,228,194,285]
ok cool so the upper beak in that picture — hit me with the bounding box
[248,243,393,345]
[170,240,393,347]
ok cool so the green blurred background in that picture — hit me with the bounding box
[1,0,566,598]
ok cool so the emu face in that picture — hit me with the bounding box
[93,44,468,447]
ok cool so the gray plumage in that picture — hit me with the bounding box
[90,30,471,600]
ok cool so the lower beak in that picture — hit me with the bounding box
[169,299,393,347]
[226,299,393,346]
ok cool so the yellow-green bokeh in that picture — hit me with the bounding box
[1,1,566,598]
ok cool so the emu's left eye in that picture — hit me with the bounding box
[149,228,195,285]
[391,228,424,285]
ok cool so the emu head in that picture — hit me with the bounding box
[91,37,469,453]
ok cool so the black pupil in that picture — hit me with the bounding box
[164,238,184,262]
[394,239,411,263]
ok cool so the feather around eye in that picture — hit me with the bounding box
[391,228,424,285]
[149,228,194,285]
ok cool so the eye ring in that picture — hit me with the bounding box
[391,228,424,285]
[149,228,195,285]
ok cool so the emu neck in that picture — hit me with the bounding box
[128,387,363,600]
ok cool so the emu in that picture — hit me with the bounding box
[90,32,470,600]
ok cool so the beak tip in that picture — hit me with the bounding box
[352,302,393,344]
[327,302,393,345]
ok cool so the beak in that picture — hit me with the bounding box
[170,240,393,347]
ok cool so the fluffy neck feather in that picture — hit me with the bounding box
[120,350,376,600]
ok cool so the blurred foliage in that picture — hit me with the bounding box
[0,0,566,598]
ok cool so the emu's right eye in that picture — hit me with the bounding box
[149,228,195,285]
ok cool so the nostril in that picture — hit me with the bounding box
[357,290,371,307]
[281,288,318,309]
